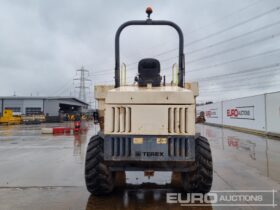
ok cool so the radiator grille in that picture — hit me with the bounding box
[111,107,131,133]
[168,137,188,157]
[168,107,188,133]
[111,137,132,157]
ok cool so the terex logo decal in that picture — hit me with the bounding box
[135,151,164,157]
[226,106,255,120]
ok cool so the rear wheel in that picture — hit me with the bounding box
[180,136,213,193]
[85,135,114,195]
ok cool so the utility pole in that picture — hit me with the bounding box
[74,66,91,103]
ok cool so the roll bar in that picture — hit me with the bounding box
[114,8,185,88]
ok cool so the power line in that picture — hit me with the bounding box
[89,6,280,86]
[188,48,280,72]
[92,61,280,85]
[91,47,280,80]
[188,20,280,55]
[194,63,280,82]
[149,31,280,66]
[56,83,74,96]
[91,5,280,74]
[122,29,280,69]
[200,80,280,94]
[173,6,280,54]
[200,68,280,85]
[91,24,280,77]
[182,0,262,36]
[51,78,73,96]
[139,0,263,59]
[124,5,280,67]
[199,67,280,88]
[187,32,280,64]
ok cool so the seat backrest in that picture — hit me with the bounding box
[138,58,162,87]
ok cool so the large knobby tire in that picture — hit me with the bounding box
[85,135,114,195]
[182,136,213,194]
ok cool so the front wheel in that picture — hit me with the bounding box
[85,135,114,195]
[180,136,213,193]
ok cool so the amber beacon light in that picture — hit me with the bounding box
[146,6,153,19]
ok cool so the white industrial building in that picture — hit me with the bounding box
[0,96,88,120]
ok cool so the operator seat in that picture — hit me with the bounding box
[137,58,162,87]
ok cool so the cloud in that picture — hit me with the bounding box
[0,0,279,102]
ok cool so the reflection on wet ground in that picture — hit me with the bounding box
[86,189,213,210]
[0,123,279,209]
[198,124,280,183]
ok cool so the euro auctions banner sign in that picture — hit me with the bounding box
[203,102,223,124]
[205,109,219,118]
[222,95,266,131]
[226,106,255,120]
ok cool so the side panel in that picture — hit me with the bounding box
[222,95,266,131]
[95,85,114,130]
[204,102,223,125]
[95,85,114,100]
[106,86,195,104]
[266,92,280,134]
[185,82,199,97]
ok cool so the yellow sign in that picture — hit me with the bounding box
[133,137,143,144]
[157,137,167,144]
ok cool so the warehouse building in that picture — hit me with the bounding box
[0,97,88,120]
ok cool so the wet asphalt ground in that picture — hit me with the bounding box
[0,122,279,210]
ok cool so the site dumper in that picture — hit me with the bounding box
[85,7,213,195]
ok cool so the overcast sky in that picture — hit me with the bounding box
[0,0,279,103]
